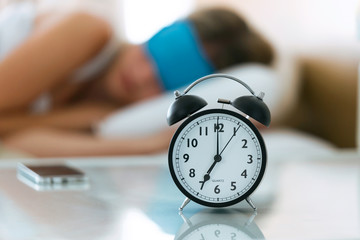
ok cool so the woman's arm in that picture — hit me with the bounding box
[0,102,116,136]
[3,127,175,157]
[0,12,111,113]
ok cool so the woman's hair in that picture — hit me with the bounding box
[188,8,274,70]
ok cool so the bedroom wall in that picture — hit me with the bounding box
[195,0,360,148]
[195,0,358,51]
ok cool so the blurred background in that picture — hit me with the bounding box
[113,0,360,150]
[120,0,360,149]
[1,0,359,150]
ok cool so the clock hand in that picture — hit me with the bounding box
[199,124,240,190]
[199,173,210,190]
[200,123,240,190]
[199,117,222,190]
[199,155,222,189]
[219,124,241,155]
[216,117,220,156]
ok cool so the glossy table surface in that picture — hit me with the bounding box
[0,153,359,240]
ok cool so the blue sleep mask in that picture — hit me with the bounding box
[144,20,215,91]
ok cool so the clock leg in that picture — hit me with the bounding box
[179,197,191,211]
[246,197,257,211]
[245,211,258,227]
[178,210,193,227]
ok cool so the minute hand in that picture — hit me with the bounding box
[219,124,241,155]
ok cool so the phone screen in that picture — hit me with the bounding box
[25,165,84,177]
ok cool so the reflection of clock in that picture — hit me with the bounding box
[175,209,265,240]
[182,223,254,240]
[167,74,271,211]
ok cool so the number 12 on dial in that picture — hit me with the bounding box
[168,109,266,209]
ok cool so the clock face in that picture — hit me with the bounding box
[168,109,266,207]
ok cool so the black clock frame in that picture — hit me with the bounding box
[168,108,267,208]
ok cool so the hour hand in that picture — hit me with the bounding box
[199,173,210,190]
[199,154,222,190]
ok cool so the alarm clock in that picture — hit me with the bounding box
[167,74,271,211]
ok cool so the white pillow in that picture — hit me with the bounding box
[96,64,289,138]
[263,128,335,162]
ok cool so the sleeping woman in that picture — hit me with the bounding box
[0,2,274,157]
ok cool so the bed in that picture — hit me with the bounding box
[0,61,337,160]
[94,62,336,162]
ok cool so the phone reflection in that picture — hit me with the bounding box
[17,173,90,191]
[175,209,264,240]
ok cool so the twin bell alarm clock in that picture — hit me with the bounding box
[166,74,271,211]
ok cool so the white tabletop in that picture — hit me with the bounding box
[0,153,359,240]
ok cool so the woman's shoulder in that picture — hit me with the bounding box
[36,2,121,83]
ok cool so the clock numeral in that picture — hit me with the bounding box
[247,154,253,164]
[183,154,189,163]
[189,168,196,178]
[230,181,236,191]
[214,229,221,237]
[199,126,208,136]
[214,185,220,194]
[231,233,237,240]
[242,139,248,148]
[187,138,198,148]
[214,123,224,132]
[233,127,237,136]
[241,169,247,178]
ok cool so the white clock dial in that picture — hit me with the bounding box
[169,109,266,207]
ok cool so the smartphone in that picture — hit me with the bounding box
[17,163,89,190]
